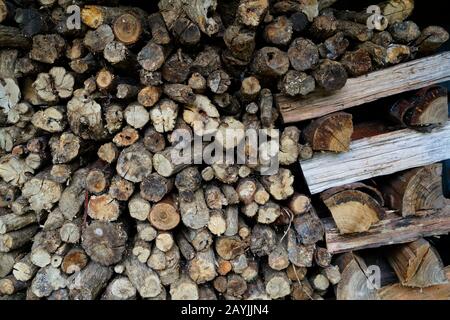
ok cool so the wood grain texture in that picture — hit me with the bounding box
[277,52,450,123]
[301,120,450,194]
[324,205,450,254]
[378,266,450,300]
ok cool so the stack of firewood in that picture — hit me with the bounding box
[0,0,449,300]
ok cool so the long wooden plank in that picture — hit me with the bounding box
[276,52,450,123]
[323,205,450,254]
[301,120,450,195]
[378,267,450,300]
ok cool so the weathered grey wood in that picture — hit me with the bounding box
[324,205,450,254]
[277,52,450,123]
[301,121,450,194]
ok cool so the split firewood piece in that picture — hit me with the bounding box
[30,265,67,298]
[188,248,218,284]
[251,47,290,77]
[12,254,38,282]
[0,275,26,296]
[303,112,353,153]
[336,20,373,42]
[59,220,81,245]
[81,221,128,266]
[264,266,291,299]
[207,210,227,236]
[0,154,34,187]
[288,37,319,72]
[83,24,115,53]
[312,59,348,91]
[389,86,448,129]
[293,207,324,245]
[179,189,210,230]
[0,78,20,113]
[223,206,238,236]
[0,124,37,153]
[143,127,166,154]
[49,132,81,164]
[389,21,420,44]
[289,193,312,215]
[128,195,151,221]
[322,187,385,234]
[67,261,113,300]
[22,171,62,212]
[95,68,115,92]
[87,194,120,222]
[7,102,34,128]
[148,12,171,45]
[264,16,293,45]
[278,126,301,165]
[113,126,139,147]
[113,13,142,45]
[223,25,256,64]
[335,252,378,300]
[162,51,192,84]
[258,202,282,225]
[340,48,372,77]
[163,84,196,104]
[150,99,179,133]
[132,239,151,263]
[102,276,137,300]
[29,34,65,64]
[309,15,338,40]
[205,184,228,210]
[104,103,124,135]
[109,175,135,201]
[278,70,316,97]
[138,42,167,72]
[0,213,36,235]
[33,67,74,103]
[140,173,173,203]
[381,164,445,217]
[414,26,449,55]
[67,90,107,140]
[387,239,447,288]
[183,94,220,136]
[175,167,202,200]
[207,70,230,94]
[153,147,189,178]
[250,224,276,257]
[169,273,199,300]
[137,86,162,108]
[123,103,149,130]
[149,197,180,231]
[116,142,153,183]
[86,168,109,195]
[170,17,202,47]
[0,251,22,278]
[260,168,294,201]
[58,168,88,220]
[216,235,248,261]
[268,237,289,271]
[236,0,269,27]
[31,106,66,133]
[319,32,349,60]
[116,83,139,100]
[136,222,158,243]
[0,225,38,253]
